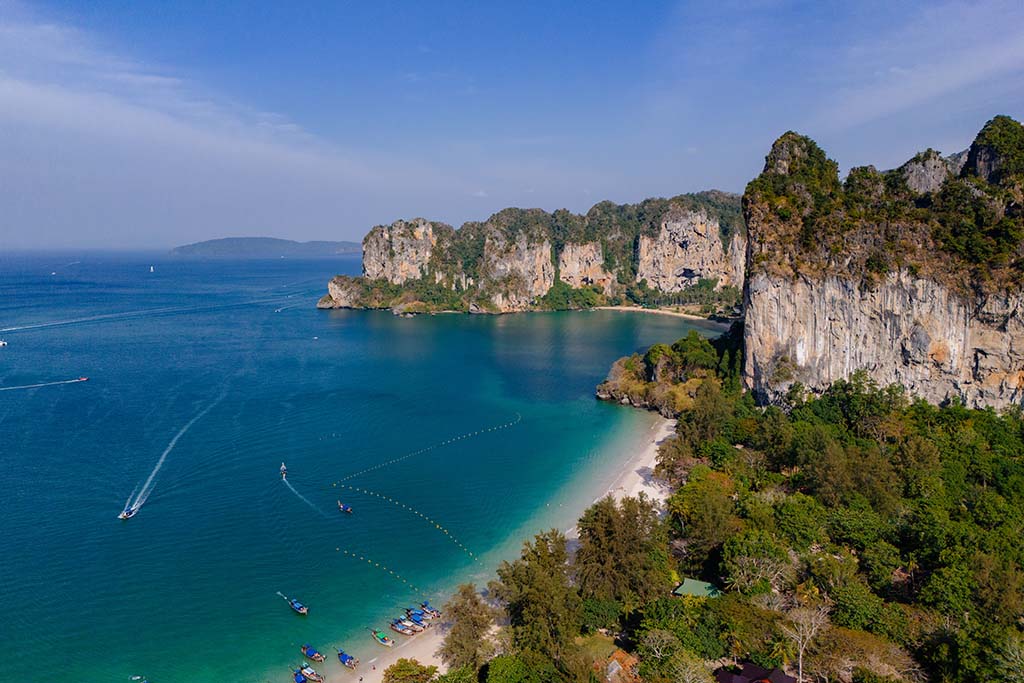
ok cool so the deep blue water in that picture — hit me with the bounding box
[0,252,721,682]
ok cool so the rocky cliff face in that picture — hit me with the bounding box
[558,242,615,294]
[319,192,745,313]
[743,115,1024,409]
[480,229,555,311]
[636,206,746,291]
[745,271,1024,407]
[362,218,450,284]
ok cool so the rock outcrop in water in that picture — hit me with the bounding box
[743,115,1024,409]
[319,192,745,313]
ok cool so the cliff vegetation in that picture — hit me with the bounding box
[744,115,1024,293]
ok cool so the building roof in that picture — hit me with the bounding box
[672,577,722,598]
[604,649,640,683]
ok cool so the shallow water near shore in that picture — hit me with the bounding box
[0,252,721,683]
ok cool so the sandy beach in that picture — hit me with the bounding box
[342,624,447,683]
[603,416,676,504]
[594,305,720,323]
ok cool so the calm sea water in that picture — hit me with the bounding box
[0,252,720,683]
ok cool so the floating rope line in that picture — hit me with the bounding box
[331,413,522,484]
[335,548,421,593]
[335,483,480,562]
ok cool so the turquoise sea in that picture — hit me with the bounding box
[0,252,722,683]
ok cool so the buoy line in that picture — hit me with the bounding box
[335,483,480,562]
[335,548,421,593]
[330,413,522,484]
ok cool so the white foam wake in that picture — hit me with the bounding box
[0,377,89,392]
[128,392,226,512]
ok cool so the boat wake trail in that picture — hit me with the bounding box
[330,413,522,485]
[0,377,89,392]
[282,478,331,519]
[0,298,290,334]
[126,392,226,513]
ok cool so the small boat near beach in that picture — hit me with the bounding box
[298,665,323,683]
[371,628,395,647]
[405,610,427,627]
[337,500,353,514]
[390,619,415,636]
[399,617,424,632]
[293,670,306,683]
[420,601,442,618]
[336,648,359,670]
[300,644,325,662]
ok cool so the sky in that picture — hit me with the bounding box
[1,0,1022,249]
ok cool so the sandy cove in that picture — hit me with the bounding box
[294,416,675,683]
[594,305,720,323]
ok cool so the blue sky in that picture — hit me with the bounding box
[1,0,1022,248]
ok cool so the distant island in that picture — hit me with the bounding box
[170,237,360,259]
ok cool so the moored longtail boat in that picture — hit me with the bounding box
[336,648,359,669]
[301,644,325,662]
[390,619,415,636]
[420,600,441,618]
[299,665,324,682]
[400,617,424,632]
[371,628,395,647]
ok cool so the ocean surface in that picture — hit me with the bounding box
[0,252,722,683]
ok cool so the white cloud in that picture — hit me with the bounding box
[812,1,1024,131]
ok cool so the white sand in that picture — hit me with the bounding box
[343,624,447,683]
[604,416,675,504]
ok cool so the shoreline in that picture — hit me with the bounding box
[593,305,727,324]
[285,413,675,683]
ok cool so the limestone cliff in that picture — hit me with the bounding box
[743,115,1024,408]
[319,192,745,313]
[558,242,615,294]
[636,205,747,291]
[362,218,452,284]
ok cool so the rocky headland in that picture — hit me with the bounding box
[317,192,745,314]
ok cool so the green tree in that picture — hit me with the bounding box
[440,583,497,671]
[383,658,438,683]
[575,495,669,614]
[490,529,581,662]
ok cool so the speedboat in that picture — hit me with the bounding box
[299,666,323,683]
[371,629,395,647]
[301,644,325,662]
[280,463,287,479]
[78,376,89,382]
[0,340,7,347]
[390,619,415,636]
[399,618,424,632]
[337,501,353,514]
[118,505,138,520]
[288,598,308,615]
[336,649,358,670]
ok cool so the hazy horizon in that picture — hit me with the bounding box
[2,0,1022,249]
